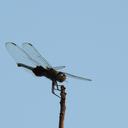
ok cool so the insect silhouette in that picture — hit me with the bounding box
[5,42,92,97]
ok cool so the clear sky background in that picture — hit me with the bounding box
[0,0,128,128]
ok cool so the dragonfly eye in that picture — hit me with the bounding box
[60,73,64,76]
[57,72,66,82]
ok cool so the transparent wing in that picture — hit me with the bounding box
[22,42,52,69]
[53,66,66,70]
[5,42,39,67]
[64,72,92,81]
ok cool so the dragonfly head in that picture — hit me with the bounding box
[56,72,66,82]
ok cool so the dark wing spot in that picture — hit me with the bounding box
[28,43,33,46]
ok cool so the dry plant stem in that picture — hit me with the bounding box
[59,85,66,128]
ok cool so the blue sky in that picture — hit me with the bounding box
[0,0,128,128]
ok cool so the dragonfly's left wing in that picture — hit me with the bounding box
[5,42,39,67]
[53,66,66,70]
[64,72,92,81]
[22,43,52,69]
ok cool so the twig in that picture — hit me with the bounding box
[59,85,66,128]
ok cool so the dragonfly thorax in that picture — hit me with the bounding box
[32,66,46,76]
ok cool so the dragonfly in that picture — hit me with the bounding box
[5,42,92,97]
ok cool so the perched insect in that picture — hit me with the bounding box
[5,42,92,97]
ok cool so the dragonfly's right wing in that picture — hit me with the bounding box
[53,66,66,70]
[5,42,39,67]
[64,72,92,81]
[22,43,52,69]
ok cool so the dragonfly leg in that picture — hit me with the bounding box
[52,81,61,91]
[52,81,60,98]
[55,82,61,91]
